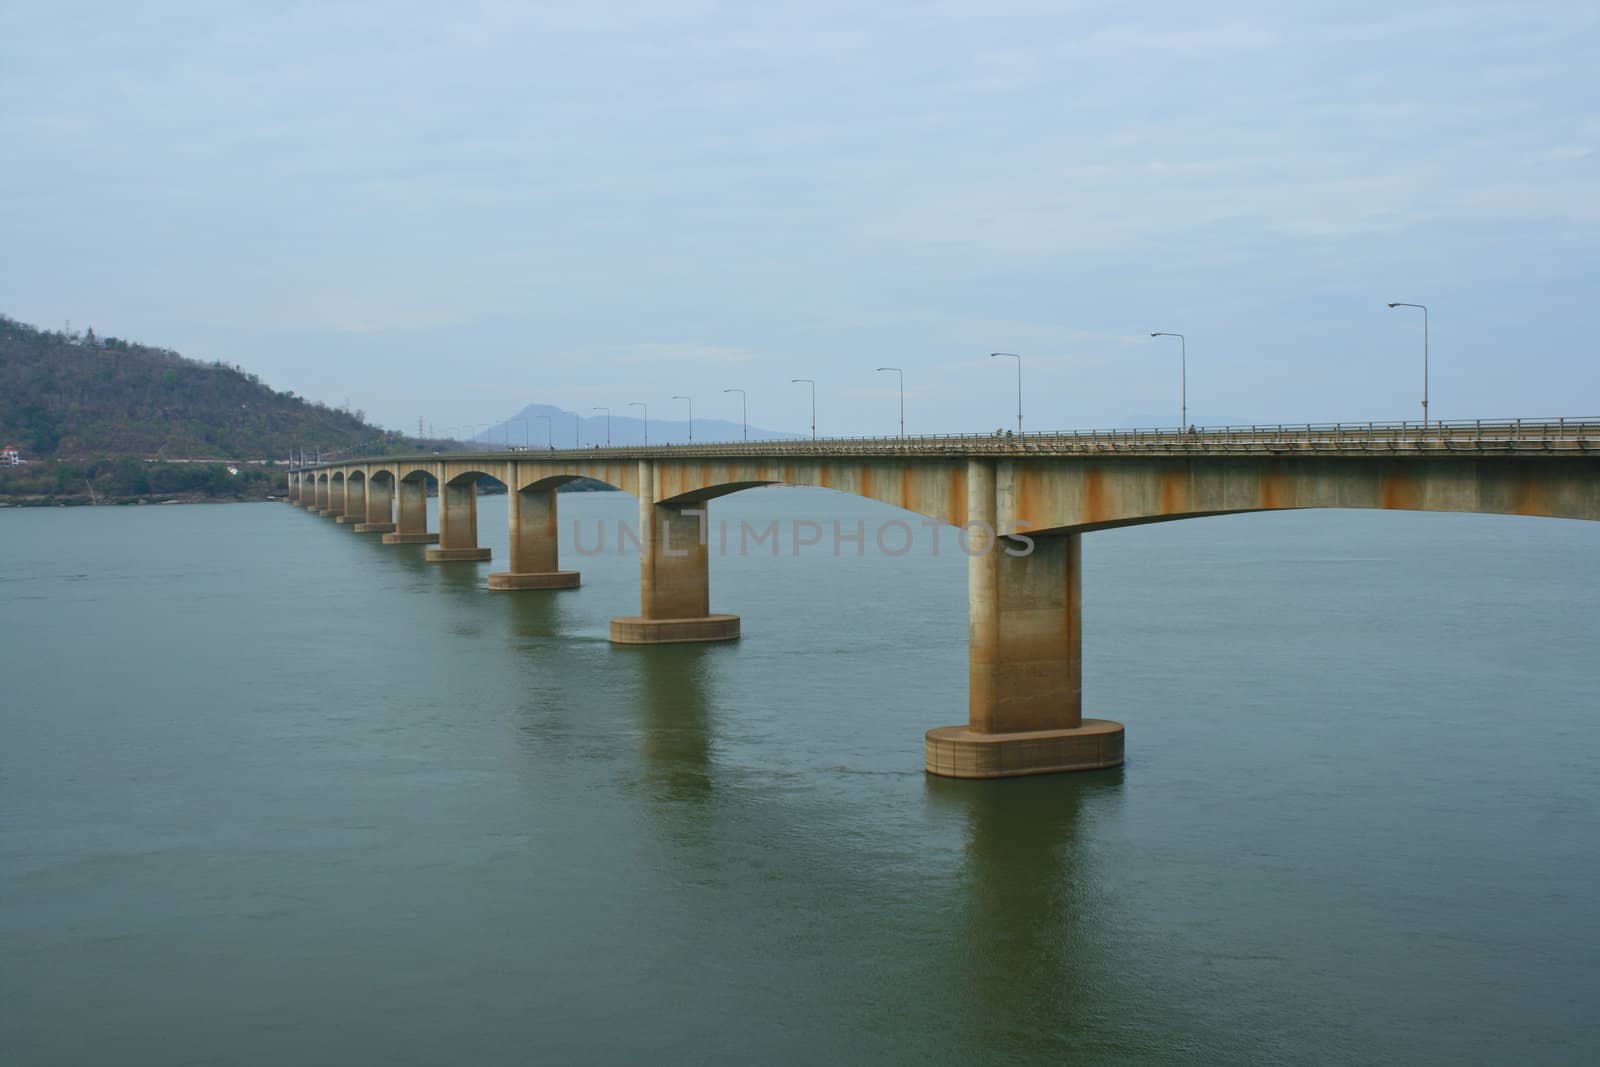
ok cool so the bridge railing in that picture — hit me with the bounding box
[301,417,1600,467]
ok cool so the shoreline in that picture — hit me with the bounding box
[0,492,280,508]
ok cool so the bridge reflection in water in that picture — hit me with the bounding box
[293,418,1600,778]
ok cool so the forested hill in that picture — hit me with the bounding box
[0,313,410,460]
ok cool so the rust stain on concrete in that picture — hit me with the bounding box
[949,464,968,525]
[1084,468,1108,525]
[1513,477,1547,516]
[1161,469,1186,514]
[1015,468,1042,531]
[1381,473,1419,510]
[1258,467,1285,511]
[859,464,874,501]
[899,467,913,511]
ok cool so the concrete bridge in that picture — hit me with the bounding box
[292,418,1600,779]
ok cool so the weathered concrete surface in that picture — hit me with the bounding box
[607,460,738,644]
[382,531,439,545]
[394,474,429,541]
[354,522,396,534]
[916,460,1126,777]
[967,464,1082,734]
[337,451,1599,535]
[425,546,492,561]
[487,485,581,591]
[427,473,490,563]
[610,614,741,643]
[365,470,394,527]
[926,720,1125,777]
[344,471,366,525]
[329,473,347,518]
[488,571,580,590]
[302,439,1596,779]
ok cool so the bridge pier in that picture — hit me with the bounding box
[314,477,332,514]
[489,484,579,590]
[355,472,395,533]
[925,461,1124,778]
[611,462,739,643]
[425,475,492,562]
[382,474,439,545]
[336,475,366,524]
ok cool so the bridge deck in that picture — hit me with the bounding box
[302,418,1599,468]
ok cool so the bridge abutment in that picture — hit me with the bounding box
[611,461,739,643]
[425,474,492,562]
[489,484,579,590]
[382,474,439,545]
[926,460,1123,778]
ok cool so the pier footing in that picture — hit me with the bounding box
[382,532,440,545]
[609,614,740,644]
[925,719,1124,779]
[335,515,362,525]
[354,522,395,533]
[488,571,580,591]
[425,547,492,562]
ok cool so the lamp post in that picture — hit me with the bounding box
[1149,332,1187,429]
[672,395,693,443]
[535,414,552,448]
[629,402,648,446]
[724,388,747,441]
[593,406,611,446]
[1387,302,1429,425]
[791,378,816,440]
[990,352,1022,435]
[875,367,904,436]
[573,412,581,449]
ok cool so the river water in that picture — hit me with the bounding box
[3,490,1597,1065]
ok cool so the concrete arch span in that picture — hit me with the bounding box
[297,443,1598,780]
[639,453,1600,535]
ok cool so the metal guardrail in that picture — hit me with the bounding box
[299,418,1600,468]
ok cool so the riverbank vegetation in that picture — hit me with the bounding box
[0,313,437,463]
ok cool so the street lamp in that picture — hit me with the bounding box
[573,412,581,449]
[672,395,694,443]
[990,353,1022,435]
[724,388,747,441]
[593,406,611,446]
[1387,302,1430,425]
[791,378,816,440]
[875,367,904,436]
[629,401,648,446]
[535,414,553,448]
[1149,333,1187,430]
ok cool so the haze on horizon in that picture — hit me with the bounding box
[2,1,1595,439]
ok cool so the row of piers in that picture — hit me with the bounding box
[288,460,1121,779]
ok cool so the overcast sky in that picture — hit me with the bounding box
[3,1,1595,437]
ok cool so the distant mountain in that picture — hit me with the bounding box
[478,403,800,448]
[0,313,426,461]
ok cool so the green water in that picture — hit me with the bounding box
[3,491,1597,1064]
